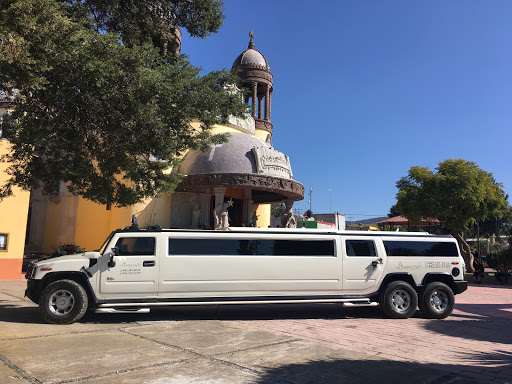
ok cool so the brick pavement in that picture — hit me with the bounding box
[231,285,512,383]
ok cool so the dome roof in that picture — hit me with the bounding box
[231,32,270,72]
[179,132,270,175]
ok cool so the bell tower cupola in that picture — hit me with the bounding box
[232,31,273,142]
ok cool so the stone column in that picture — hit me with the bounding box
[213,187,226,229]
[57,185,79,246]
[268,90,272,122]
[258,97,262,120]
[265,86,270,121]
[252,82,257,118]
[26,189,48,252]
[243,189,252,227]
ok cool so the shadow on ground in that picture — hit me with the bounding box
[83,303,389,324]
[252,358,492,384]
[419,302,512,346]
[0,301,410,324]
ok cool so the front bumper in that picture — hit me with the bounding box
[25,279,42,304]
[453,281,468,294]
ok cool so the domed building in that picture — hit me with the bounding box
[170,32,304,228]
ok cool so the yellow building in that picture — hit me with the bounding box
[0,33,304,278]
[0,91,31,279]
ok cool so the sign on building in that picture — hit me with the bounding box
[252,147,293,180]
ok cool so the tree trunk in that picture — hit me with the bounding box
[453,232,474,273]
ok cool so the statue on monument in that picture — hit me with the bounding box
[214,202,230,230]
[251,212,258,227]
[280,202,297,228]
[192,204,201,229]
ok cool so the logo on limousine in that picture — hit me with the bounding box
[397,262,422,271]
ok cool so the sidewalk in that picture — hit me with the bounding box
[0,280,510,384]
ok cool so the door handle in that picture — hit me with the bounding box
[143,261,155,267]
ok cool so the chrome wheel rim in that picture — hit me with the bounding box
[391,289,411,313]
[430,290,448,313]
[49,290,75,316]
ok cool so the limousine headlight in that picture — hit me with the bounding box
[452,267,460,277]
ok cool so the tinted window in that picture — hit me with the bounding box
[115,237,155,256]
[384,241,457,257]
[169,238,335,257]
[345,240,376,256]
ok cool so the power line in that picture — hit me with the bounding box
[343,213,388,217]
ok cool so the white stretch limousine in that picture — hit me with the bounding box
[25,227,467,324]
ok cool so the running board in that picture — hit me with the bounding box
[95,308,150,314]
[98,298,372,308]
[343,302,378,307]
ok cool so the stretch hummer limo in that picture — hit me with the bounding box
[25,227,467,324]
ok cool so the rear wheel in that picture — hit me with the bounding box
[379,280,418,319]
[39,280,88,324]
[418,282,454,319]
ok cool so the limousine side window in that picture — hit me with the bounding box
[383,241,458,257]
[115,237,156,256]
[345,240,376,257]
[169,238,335,257]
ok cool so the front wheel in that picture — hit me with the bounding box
[418,282,454,319]
[379,280,418,319]
[39,280,88,324]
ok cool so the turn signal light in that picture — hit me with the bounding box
[40,268,52,271]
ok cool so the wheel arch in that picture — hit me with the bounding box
[379,273,417,292]
[40,272,97,307]
[421,273,457,293]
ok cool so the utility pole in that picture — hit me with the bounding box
[308,187,313,213]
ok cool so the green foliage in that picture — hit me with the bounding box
[396,159,511,267]
[0,0,246,206]
[388,203,401,218]
[396,159,509,233]
[487,247,512,270]
[469,239,507,257]
[271,203,285,218]
[52,244,86,257]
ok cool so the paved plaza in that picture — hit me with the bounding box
[0,280,511,384]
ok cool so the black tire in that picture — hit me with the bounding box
[39,280,88,324]
[379,280,418,319]
[418,282,455,319]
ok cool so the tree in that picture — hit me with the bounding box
[271,203,286,218]
[0,0,246,206]
[396,159,510,271]
[388,203,401,218]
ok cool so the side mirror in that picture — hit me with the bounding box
[108,247,119,268]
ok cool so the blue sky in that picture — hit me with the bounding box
[181,0,511,222]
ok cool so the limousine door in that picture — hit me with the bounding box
[342,237,386,294]
[99,235,159,296]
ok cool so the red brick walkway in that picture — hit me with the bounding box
[232,285,512,383]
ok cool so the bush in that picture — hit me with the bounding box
[51,244,86,257]
[487,247,512,269]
